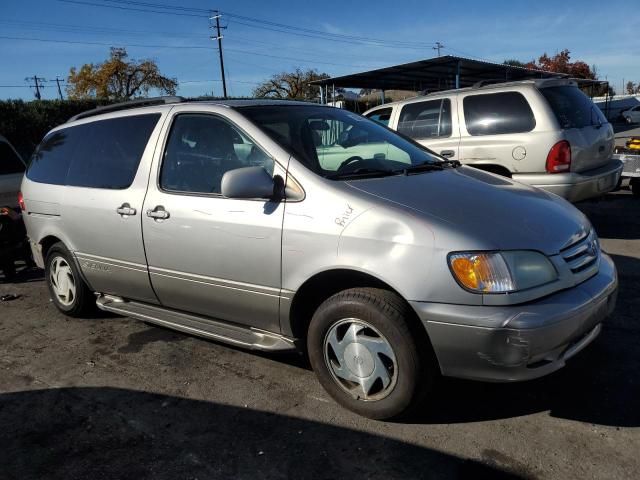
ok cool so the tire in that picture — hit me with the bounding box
[631,178,640,197]
[625,116,633,124]
[307,287,435,420]
[45,242,94,317]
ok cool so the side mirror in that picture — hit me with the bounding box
[221,166,276,199]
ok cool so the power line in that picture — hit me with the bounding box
[210,11,227,99]
[57,0,441,50]
[25,75,46,99]
[0,35,382,68]
[433,41,444,57]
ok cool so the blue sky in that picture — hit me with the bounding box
[1,0,638,100]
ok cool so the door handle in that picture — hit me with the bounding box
[146,205,170,220]
[116,203,136,216]
[440,150,455,158]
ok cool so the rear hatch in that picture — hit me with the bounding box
[539,85,614,173]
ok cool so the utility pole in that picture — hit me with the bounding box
[54,77,64,100]
[210,10,227,99]
[433,41,444,57]
[25,75,46,100]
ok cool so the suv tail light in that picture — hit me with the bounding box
[546,141,571,173]
[18,191,26,211]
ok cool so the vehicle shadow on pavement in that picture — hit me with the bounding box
[0,387,526,480]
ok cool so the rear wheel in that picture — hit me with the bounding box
[307,287,435,420]
[45,242,94,316]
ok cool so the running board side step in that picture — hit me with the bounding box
[96,294,296,352]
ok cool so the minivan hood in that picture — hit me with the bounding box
[346,167,590,255]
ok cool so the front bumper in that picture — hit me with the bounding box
[411,253,618,382]
[512,159,623,202]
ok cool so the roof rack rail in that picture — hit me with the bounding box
[68,96,185,122]
[471,79,512,89]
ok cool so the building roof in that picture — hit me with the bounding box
[310,55,568,92]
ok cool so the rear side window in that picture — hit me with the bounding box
[0,142,25,175]
[540,86,606,129]
[463,92,535,135]
[365,108,392,126]
[27,114,160,188]
[398,99,452,138]
[66,114,160,189]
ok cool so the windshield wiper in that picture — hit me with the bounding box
[326,167,399,180]
[396,161,443,175]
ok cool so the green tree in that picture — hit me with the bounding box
[252,68,330,100]
[67,48,177,100]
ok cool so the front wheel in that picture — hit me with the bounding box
[307,288,435,420]
[625,116,633,125]
[45,242,95,317]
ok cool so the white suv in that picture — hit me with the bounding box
[364,79,622,202]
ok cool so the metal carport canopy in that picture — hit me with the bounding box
[310,55,567,92]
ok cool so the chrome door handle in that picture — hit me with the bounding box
[116,203,136,216]
[440,150,455,158]
[146,206,170,220]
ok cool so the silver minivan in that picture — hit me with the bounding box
[21,98,618,419]
[364,79,622,202]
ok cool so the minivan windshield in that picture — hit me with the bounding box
[540,86,607,129]
[237,105,445,179]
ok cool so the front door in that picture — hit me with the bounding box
[142,112,285,332]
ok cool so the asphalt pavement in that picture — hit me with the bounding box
[1,189,638,480]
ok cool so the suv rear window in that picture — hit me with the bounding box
[0,141,25,175]
[27,114,160,188]
[540,86,607,129]
[463,92,535,135]
[398,99,452,138]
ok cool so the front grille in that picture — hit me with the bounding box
[561,230,599,274]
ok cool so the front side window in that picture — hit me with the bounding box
[463,92,536,136]
[160,114,274,194]
[397,99,452,139]
[0,141,25,175]
[365,108,392,126]
[238,105,442,179]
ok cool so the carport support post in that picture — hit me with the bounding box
[381,89,385,104]
[455,60,460,89]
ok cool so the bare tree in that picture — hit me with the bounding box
[253,68,329,100]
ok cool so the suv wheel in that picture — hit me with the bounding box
[45,242,94,317]
[307,288,434,420]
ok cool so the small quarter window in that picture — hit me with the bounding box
[464,92,535,135]
[365,108,393,126]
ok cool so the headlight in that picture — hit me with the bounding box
[448,251,557,293]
